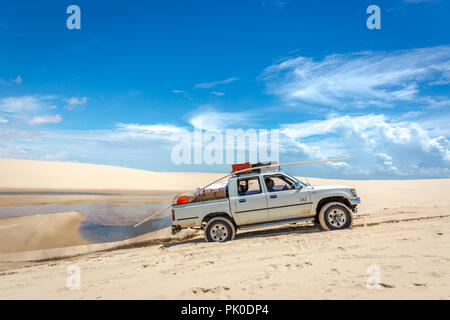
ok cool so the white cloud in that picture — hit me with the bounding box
[211,91,225,96]
[0,96,44,113]
[0,117,8,123]
[0,145,28,159]
[115,123,188,142]
[188,107,251,131]
[262,46,450,109]
[0,95,64,126]
[195,77,239,89]
[0,124,187,169]
[43,151,70,161]
[117,123,186,135]
[66,96,88,109]
[28,115,62,125]
[280,114,450,178]
[413,111,450,137]
[281,114,387,139]
[1,111,448,178]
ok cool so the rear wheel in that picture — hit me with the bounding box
[204,216,236,242]
[318,202,352,231]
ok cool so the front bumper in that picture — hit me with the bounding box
[349,196,361,205]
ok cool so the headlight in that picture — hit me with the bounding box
[350,189,358,197]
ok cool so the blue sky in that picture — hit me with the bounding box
[1,0,449,179]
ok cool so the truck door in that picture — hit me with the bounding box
[263,174,312,220]
[231,176,269,225]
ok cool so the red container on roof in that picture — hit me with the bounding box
[232,162,251,172]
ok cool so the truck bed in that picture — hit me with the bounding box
[173,197,231,228]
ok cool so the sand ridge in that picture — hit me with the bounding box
[0,205,449,299]
[0,158,224,193]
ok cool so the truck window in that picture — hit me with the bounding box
[264,174,295,192]
[237,177,261,196]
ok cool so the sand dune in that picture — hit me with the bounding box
[306,177,450,214]
[0,159,449,299]
[0,158,223,193]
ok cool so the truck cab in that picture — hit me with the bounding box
[229,172,312,225]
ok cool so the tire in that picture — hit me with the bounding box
[204,216,236,243]
[318,202,352,231]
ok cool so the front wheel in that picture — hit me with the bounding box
[204,216,236,243]
[318,202,352,231]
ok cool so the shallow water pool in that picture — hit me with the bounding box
[0,195,174,244]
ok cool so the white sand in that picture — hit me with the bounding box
[0,159,449,299]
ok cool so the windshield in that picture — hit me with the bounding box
[281,171,308,187]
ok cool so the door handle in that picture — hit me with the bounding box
[270,194,277,199]
[239,198,246,203]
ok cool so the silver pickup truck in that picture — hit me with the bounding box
[171,168,360,242]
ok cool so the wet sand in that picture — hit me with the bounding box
[0,212,89,254]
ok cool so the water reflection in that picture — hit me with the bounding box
[0,199,172,243]
[78,215,172,243]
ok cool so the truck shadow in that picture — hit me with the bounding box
[160,223,323,249]
[236,223,323,240]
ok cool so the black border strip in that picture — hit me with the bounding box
[0,300,438,318]
[235,207,268,214]
[177,216,199,221]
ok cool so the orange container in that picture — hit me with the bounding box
[176,195,194,204]
[232,162,251,172]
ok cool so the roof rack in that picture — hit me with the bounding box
[233,161,280,176]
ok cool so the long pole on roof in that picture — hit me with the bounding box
[203,158,349,188]
[134,158,349,228]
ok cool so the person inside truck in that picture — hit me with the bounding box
[237,178,263,196]
[265,178,275,192]
[265,175,293,192]
[238,180,248,196]
[238,184,244,195]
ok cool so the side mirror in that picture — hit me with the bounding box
[294,181,302,189]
